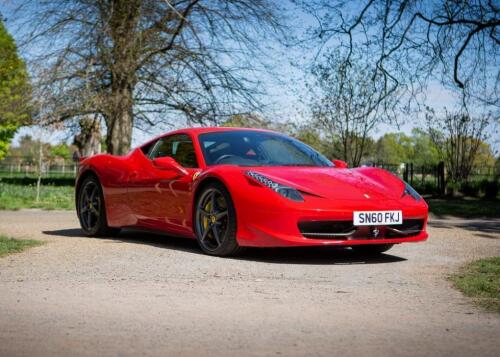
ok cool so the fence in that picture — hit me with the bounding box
[373,161,498,195]
[0,158,77,178]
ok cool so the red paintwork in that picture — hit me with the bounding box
[76,127,428,247]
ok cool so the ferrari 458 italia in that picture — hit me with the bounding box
[76,127,428,256]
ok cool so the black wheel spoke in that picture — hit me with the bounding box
[212,226,221,245]
[199,208,210,217]
[90,188,96,201]
[86,209,92,228]
[210,191,216,212]
[215,211,227,220]
[201,225,211,242]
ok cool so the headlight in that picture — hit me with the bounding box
[246,171,304,202]
[403,183,422,201]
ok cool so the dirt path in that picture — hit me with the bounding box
[0,210,499,357]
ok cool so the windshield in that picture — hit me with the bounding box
[199,130,333,167]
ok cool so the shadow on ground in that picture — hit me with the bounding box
[429,218,500,239]
[42,228,406,265]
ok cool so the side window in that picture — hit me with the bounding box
[149,134,198,168]
[140,141,156,156]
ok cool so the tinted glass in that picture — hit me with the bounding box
[199,130,333,167]
[149,134,198,168]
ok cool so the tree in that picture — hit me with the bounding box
[223,113,271,129]
[375,133,411,164]
[292,125,330,157]
[427,109,492,183]
[308,50,395,167]
[0,18,31,160]
[302,0,499,108]
[50,143,72,160]
[473,140,496,168]
[409,128,440,167]
[15,0,284,155]
[374,130,441,165]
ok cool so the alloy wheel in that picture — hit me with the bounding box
[79,181,101,232]
[196,188,229,251]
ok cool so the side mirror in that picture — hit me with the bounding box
[332,159,348,168]
[152,157,188,175]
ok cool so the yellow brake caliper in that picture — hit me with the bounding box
[202,200,212,231]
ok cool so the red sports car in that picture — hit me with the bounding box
[76,127,428,256]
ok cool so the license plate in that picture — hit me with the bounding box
[353,211,402,226]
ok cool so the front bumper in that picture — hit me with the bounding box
[235,198,428,248]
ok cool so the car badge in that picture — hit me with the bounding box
[192,171,201,181]
[364,193,370,199]
[371,227,380,238]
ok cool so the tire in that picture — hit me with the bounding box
[194,182,244,256]
[77,175,121,237]
[352,244,394,255]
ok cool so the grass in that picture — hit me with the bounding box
[427,198,499,218]
[0,235,44,258]
[0,183,74,210]
[450,257,500,313]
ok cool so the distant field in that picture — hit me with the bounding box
[0,183,74,210]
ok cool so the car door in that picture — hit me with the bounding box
[128,133,200,235]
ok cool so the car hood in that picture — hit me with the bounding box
[243,166,405,201]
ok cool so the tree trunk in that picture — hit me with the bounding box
[36,137,43,203]
[74,116,102,157]
[101,0,141,155]
[106,84,134,155]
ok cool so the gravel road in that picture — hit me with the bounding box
[0,210,499,357]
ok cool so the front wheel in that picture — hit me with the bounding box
[351,244,394,255]
[194,182,244,256]
[77,175,120,237]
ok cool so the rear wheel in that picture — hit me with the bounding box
[194,182,244,256]
[352,244,394,255]
[77,175,120,237]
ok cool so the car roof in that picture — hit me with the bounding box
[172,126,276,135]
[139,127,279,148]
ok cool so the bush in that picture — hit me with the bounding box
[446,181,461,197]
[480,179,499,200]
[413,181,438,195]
[0,176,75,186]
[460,181,481,198]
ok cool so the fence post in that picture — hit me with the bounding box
[403,163,409,182]
[437,161,445,196]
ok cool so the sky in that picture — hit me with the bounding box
[2,0,493,153]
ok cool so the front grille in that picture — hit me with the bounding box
[298,219,424,239]
[298,220,355,239]
[386,219,424,238]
